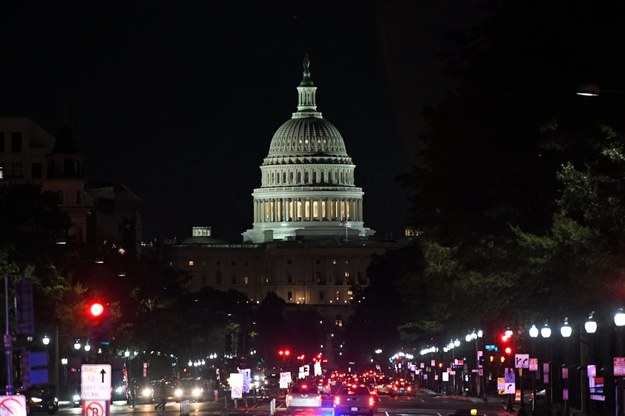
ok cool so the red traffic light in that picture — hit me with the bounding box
[89,302,104,317]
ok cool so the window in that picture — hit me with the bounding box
[287,259,292,265]
[216,271,222,285]
[344,272,350,285]
[11,132,22,153]
[319,291,325,301]
[76,190,81,204]
[10,162,22,178]
[0,132,4,152]
[31,163,42,178]
[202,275,207,285]
[231,275,236,284]
[0,163,3,179]
[243,276,249,285]
[287,274,292,283]
[287,291,293,301]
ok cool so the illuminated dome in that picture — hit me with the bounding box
[242,55,374,243]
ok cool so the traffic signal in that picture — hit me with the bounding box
[86,301,111,345]
[278,349,291,357]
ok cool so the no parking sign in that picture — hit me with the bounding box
[0,395,27,416]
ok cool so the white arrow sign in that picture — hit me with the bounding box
[81,364,112,401]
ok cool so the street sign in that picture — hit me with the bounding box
[515,354,529,369]
[83,400,107,416]
[529,358,538,372]
[614,357,625,376]
[0,395,27,416]
[504,383,516,394]
[81,364,112,401]
[230,373,243,399]
[504,368,515,383]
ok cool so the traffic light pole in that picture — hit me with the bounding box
[4,273,14,395]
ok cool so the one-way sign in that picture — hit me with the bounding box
[81,364,112,400]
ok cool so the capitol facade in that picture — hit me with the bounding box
[166,57,397,308]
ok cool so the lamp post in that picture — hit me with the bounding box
[614,308,625,416]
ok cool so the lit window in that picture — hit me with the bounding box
[288,291,293,301]
[188,260,194,267]
[243,276,249,285]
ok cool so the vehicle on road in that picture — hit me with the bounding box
[285,381,322,414]
[22,385,59,415]
[173,378,207,402]
[390,378,414,397]
[332,385,377,416]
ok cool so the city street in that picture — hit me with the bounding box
[54,390,516,416]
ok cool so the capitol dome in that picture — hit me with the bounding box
[242,56,374,243]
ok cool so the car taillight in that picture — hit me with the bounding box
[368,396,375,407]
[334,396,341,406]
[287,394,293,402]
[407,386,412,392]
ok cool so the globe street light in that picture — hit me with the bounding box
[560,318,573,338]
[529,324,539,338]
[585,313,597,334]
[541,324,552,338]
[614,308,625,327]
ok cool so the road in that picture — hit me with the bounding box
[56,390,516,416]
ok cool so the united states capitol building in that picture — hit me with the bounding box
[165,57,401,310]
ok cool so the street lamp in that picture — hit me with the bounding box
[561,318,573,338]
[529,324,539,338]
[585,313,598,334]
[541,324,552,338]
[614,308,625,327]
[43,335,50,346]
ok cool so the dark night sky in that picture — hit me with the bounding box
[1,1,483,242]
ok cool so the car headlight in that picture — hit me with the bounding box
[115,386,125,394]
[30,397,43,403]
[141,387,153,398]
[72,394,81,402]
[174,388,183,397]
[192,387,203,398]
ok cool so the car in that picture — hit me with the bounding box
[22,385,59,415]
[285,381,322,414]
[390,379,414,397]
[173,378,207,402]
[70,392,81,407]
[333,385,377,416]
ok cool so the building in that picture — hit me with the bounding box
[242,54,374,243]
[166,57,398,308]
[0,117,142,253]
[0,117,88,242]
